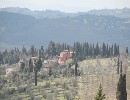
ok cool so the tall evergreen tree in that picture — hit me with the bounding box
[48,41,56,57]
[30,45,35,57]
[116,74,127,100]
[117,57,120,74]
[35,57,42,71]
[111,44,114,56]
[22,46,27,54]
[114,43,119,56]
[126,47,129,55]
[106,44,109,57]
[75,62,79,76]
[29,58,33,73]
[49,67,52,76]
[41,46,44,51]
[102,43,106,57]
[95,42,99,56]
[120,61,122,75]
[0,52,3,64]
[34,67,37,86]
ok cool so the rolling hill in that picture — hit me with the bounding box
[0,9,130,50]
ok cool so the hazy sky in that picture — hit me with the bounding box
[0,0,130,12]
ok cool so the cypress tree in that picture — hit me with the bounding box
[95,42,99,56]
[22,46,27,54]
[116,74,127,100]
[126,47,129,55]
[117,45,120,56]
[29,58,33,73]
[92,44,95,57]
[75,62,78,76]
[41,46,44,50]
[108,46,111,57]
[34,67,37,86]
[106,44,109,57]
[120,61,122,75]
[30,45,35,57]
[111,44,114,56]
[102,43,106,57]
[49,67,52,76]
[117,57,120,74]
[35,57,42,71]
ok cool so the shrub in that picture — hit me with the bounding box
[46,93,56,100]
[34,96,41,100]
[64,91,74,100]
[10,96,22,100]
[49,75,54,82]
[62,82,69,90]
[55,81,60,87]
[41,91,47,99]
[0,84,3,90]
[39,71,48,79]
[6,87,16,95]
[0,91,6,98]
[70,87,78,95]
[26,86,31,94]
[30,93,35,100]
[71,78,78,87]
[17,86,26,93]
[44,81,50,88]
[1,76,7,83]
[38,85,42,93]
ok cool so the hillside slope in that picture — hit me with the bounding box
[0,11,130,49]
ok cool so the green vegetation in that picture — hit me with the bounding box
[95,84,106,100]
[0,42,129,100]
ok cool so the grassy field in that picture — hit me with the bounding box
[76,57,130,100]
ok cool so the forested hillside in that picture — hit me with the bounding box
[0,11,130,50]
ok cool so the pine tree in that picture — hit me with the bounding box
[116,74,127,100]
[95,84,106,100]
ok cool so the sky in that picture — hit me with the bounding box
[0,0,130,12]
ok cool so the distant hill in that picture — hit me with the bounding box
[0,10,130,50]
[0,7,82,19]
[1,7,130,19]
